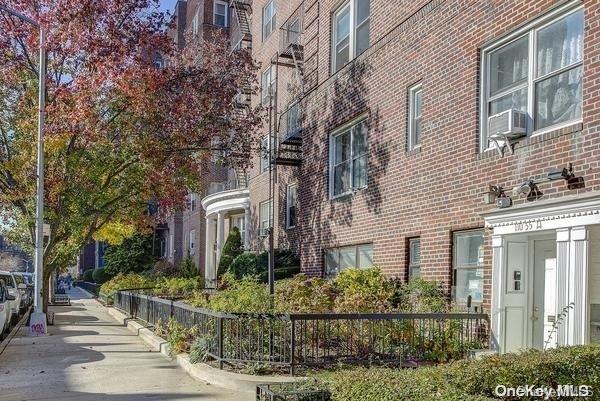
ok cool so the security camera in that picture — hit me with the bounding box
[512,181,532,197]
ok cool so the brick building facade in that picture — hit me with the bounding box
[235,0,600,352]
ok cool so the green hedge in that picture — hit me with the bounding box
[82,269,94,282]
[318,345,600,401]
[92,267,112,284]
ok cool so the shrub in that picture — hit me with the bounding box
[317,345,600,401]
[394,277,447,312]
[82,269,94,282]
[103,234,156,275]
[198,277,271,313]
[228,252,259,279]
[333,268,395,312]
[162,318,198,356]
[258,266,301,283]
[99,273,156,303]
[188,335,214,364]
[257,249,299,269]
[92,267,112,284]
[155,276,203,298]
[275,274,337,313]
[152,259,178,278]
[178,255,199,279]
[217,227,243,278]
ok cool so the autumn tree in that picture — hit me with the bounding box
[0,0,261,311]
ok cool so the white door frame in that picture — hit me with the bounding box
[482,193,600,352]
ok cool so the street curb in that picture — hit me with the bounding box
[0,308,31,356]
[101,302,302,394]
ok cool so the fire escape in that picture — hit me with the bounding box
[272,0,320,168]
[230,0,252,51]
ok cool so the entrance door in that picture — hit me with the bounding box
[503,240,528,353]
[532,240,557,349]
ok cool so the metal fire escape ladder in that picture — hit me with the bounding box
[230,0,252,50]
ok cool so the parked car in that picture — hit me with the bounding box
[12,272,33,308]
[0,278,16,338]
[0,271,23,325]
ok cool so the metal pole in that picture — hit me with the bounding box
[267,91,275,298]
[34,28,46,316]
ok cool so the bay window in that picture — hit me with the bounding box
[481,7,583,150]
[329,119,368,198]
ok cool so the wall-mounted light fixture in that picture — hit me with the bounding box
[483,185,512,208]
[512,163,578,202]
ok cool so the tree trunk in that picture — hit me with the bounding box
[42,268,53,314]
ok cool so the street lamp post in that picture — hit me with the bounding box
[0,5,47,334]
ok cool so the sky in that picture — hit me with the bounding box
[158,0,179,15]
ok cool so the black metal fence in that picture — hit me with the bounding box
[75,281,102,296]
[115,290,490,374]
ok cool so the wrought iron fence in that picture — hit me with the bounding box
[114,290,490,374]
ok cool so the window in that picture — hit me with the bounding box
[332,0,370,72]
[169,234,174,257]
[259,200,272,236]
[286,102,300,136]
[408,84,423,150]
[326,243,373,277]
[330,119,368,198]
[189,193,197,211]
[189,230,196,255]
[286,184,298,229]
[261,65,276,104]
[481,7,583,149]
[262,0,276,39]
[452,230,484,304]
[260,136,274,172]
[408,238,421,279]
[214,0,228,27]
[192,9,200,37]
[231,215,246,246]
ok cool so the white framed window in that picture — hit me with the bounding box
[408,238,421,279]
[408,84,423,150]
[286,102,300,136]
[286,184,298,229]
[262,0,277,40]
[329,118,368,198]
[452,230,484,304]
[189,229,196,256]
[259,200,272,236]
[260,135,274,173]
[261,65,276,104]
[332,0,370,73]
[192,9,200,37]
[189,193,197,211]
[325,243,373,277]
[480,5,583,151]
[214,0,228,27]
[231,214,246,246]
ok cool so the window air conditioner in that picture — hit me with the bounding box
[487,109,528,156]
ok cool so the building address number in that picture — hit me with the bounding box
[513,220,543,232]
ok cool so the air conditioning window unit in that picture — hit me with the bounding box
[487,109,528,156]
[488,109,527,138]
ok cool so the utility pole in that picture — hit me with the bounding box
[0,5,48,335]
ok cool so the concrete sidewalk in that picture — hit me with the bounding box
[0,288,250,401]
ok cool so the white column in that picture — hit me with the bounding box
[216,212,225,265]
[570,226,589,345]
[244,206,251,250]
[556,228,570,346]
[205,216,215,284]
[491,235,504,352]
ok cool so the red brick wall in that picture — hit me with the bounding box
[288,0,600,313]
